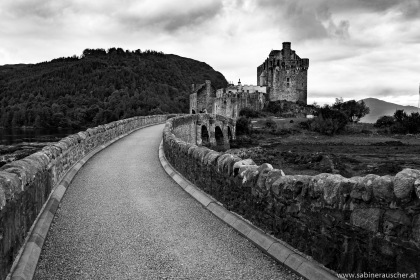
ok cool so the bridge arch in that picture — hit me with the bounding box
[215,126,224,146]
[192,109,196,114]
[201,125,209,145]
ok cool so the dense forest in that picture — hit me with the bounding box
[0,48,227,129]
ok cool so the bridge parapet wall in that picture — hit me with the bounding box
[163,115,420,275]
[170,114,235,149]
[0,115,167,279]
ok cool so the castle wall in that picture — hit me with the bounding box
[259,43,309,104]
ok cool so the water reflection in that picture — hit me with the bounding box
[0,128,81,145]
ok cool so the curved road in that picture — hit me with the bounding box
[34,124,301,280]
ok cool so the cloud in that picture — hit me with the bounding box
[115,0,223,33]
[2,0,72,19]
[254,0,353,41]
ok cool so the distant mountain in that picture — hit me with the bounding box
[360,98,419,123]
[0,48,228,129]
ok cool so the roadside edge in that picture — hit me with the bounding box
[158,141,340,280]
[8,122,165,280]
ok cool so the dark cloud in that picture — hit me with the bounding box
[285,2,328,40]
[5,0,71,19]
[325,0,420,20]
[117,1,223,33]
[256,0,354,41]
[257,0,328,40]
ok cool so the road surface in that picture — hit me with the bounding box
[34,124,301,280]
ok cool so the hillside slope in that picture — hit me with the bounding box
[360,97,419,123]
[0,49,227,129]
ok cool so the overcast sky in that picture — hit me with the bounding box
[1,0,419,106]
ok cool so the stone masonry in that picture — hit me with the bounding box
[257,42,309,104]
[190,42,309,119]
[163,114,420,275]
[0,115,167,280]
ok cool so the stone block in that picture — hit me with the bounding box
[351,208,383,232]
[190,189,213,207]
[394,169,420,201]
[415,179,420,199]
[207,202,228,220]
[412,214,420,243]
[256,163,273,190]
[203,151,221,166]
[271,175,310,198]
[307,173,331,199]
[284,253,305,271]
[1,160,39,189]
[296,261,337,280]
[267,242,294,263]
[26,152,51,170]
[0,171,21,208]
[247,229,275,251]
[372,175,394,202]
[265,169,285,190]
[233,159,256,173]
[239,166,259,184]
[383,210,410,236]
[350,174,378,202]
[232,219,253,236]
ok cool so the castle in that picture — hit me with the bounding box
[190,42,309,118]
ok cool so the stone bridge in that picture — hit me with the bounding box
[171,113,236,150]
[0,114,301,280]
[1,114,420,280]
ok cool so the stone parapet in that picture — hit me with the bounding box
[163,115,420,275]
[0,115,167,280]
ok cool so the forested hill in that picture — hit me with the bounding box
[0,48,228,129]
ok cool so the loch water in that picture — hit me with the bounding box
[0,128,80,145]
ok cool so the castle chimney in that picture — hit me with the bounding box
[282,42,291,50]
[191,84,195,92]
[282,42,291,59]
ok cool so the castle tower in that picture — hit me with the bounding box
[257,42,309,104]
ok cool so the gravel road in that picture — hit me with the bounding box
[34,124,302,280]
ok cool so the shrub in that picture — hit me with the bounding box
[388,110,420,134]
[332,98,370,123]
[299,120,311,129]
[236,117,251,135]
[374,115,395,128]
[310,106,348,135]
[265,101,283,114]
[264,118,277,130]
[271,128,293,136]
[239,107,260,118]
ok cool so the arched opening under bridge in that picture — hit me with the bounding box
[215,126,224,146]
[201,125,209,146]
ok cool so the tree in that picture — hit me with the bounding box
[332,98,370,123]
[310,105,348,135]
[374,116,395,128]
